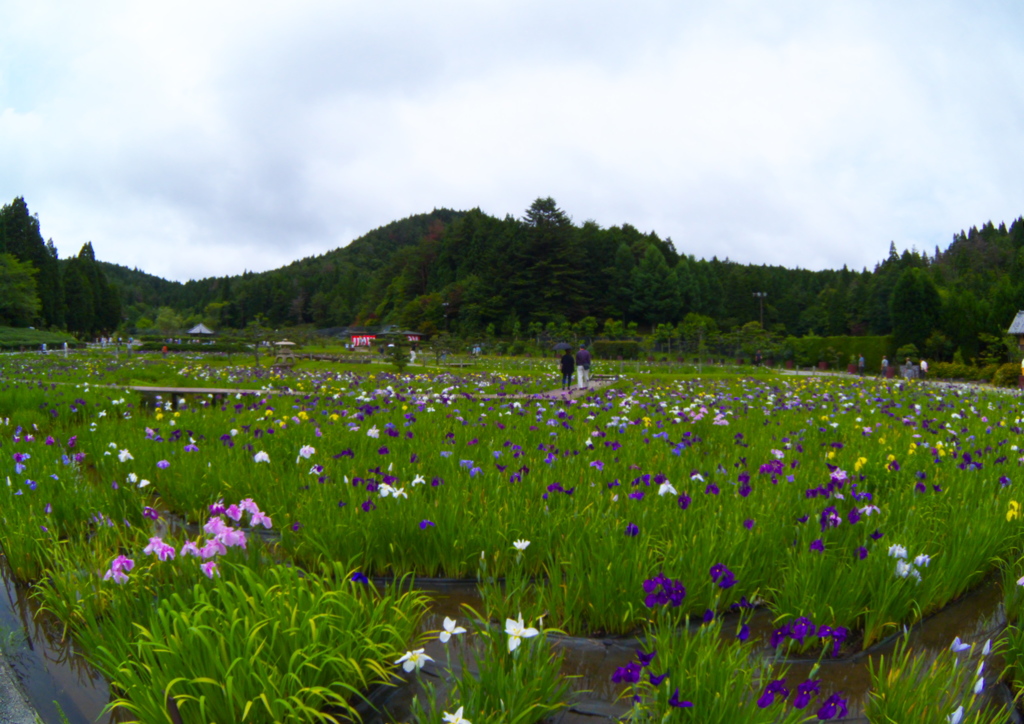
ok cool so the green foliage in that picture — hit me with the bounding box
[865,635,999,724]
[0,197,63,327]
[895,343,920,360]
[0,253,41,326]
[386,343,411,373]
[63,242,121,336]
[929,362,1000,381]
[991,362,1020,387]
[136,341,247,354]
[0,325,76,349]
[592,339,640,359]
[890,267,941,351]
[415,606,570,724]
[35,539,428,724]
[618,618,814,724]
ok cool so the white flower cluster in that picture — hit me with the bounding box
[889,544,929,582]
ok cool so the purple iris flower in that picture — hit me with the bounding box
[625,522,639,537]
[816,693,848,720]
[870,529,883,540]
[737,624,750,641]
[649,671,669,686]
[183,444,199,452]
[677,492,691,510]
[143,506,159,520]
[790,617,815,642]
[157,460,170,469]
[636,650,656,667]
[857,546,869,560]
[668,688,693,708]
[794,679,820,709]
[351,572,369,584]
[611,661,642,683]
[757,679,789,708]
[743,519,755,530]
[420,520,435,529]
[810,539,825,553]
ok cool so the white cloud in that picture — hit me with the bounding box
[1,0,1023,280]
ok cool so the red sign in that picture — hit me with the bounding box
[406,335,420,342]
[352,335,376,347]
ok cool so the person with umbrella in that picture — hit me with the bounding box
[556,343,575,390]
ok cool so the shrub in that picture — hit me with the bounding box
[895,343,920,361]
[992,363,1021,388]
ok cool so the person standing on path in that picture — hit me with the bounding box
[575,345,592,389]
[880,356,889,379]
[858,354,865,376]
[560,349,575,391]
[920,358,928,379]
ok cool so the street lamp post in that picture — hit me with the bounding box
[752,292,767,328]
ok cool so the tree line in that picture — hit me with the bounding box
[6,194,1024,364]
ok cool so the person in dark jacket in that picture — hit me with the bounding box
[575,345,592,389]
[560,350,575,390]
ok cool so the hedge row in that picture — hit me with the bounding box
[784,335,894,371]
[136,342,249,354]
[592,340,641,360]
[0,326,78,350]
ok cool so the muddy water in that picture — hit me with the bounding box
[0,560,1011,724]
[0,556,116,724]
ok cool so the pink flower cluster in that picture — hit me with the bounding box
[107,498,273,583]
[103,555,134,583]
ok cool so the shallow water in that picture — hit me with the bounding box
[0,556,115,724]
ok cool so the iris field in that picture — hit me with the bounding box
[2,351,1024,723]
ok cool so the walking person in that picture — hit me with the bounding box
[880,356,889,379]
[858,353,865,376]
[575,345,592,389]
[560,348,575,391]
[919,358,928,379]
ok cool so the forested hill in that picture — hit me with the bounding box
[107,208,464,331]
[109,198,1024,361]
[5,194,1024,363]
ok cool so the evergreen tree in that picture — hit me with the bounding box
[63,262,95,335]
[629,245,678,326]
[511,198,585,321]
[0,254,41,326]
[890,267,941,352]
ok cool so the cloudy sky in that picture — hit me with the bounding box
[2,1,1022,282]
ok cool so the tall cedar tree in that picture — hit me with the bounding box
[0,197,64,327]
[512,198,585,321]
